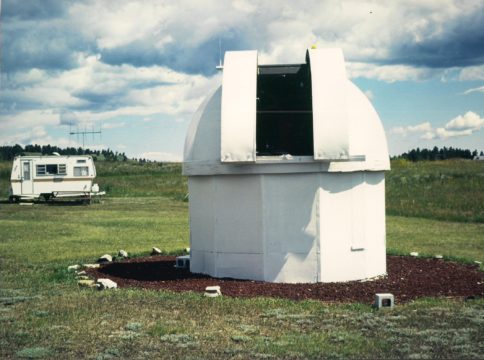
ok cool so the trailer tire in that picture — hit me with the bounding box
[8,196,19,204]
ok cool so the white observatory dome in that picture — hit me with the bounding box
[183,48,390,283]
[184,49,389,174]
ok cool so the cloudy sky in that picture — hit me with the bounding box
[1,0,483,161]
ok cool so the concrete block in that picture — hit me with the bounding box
[78,279,95,288]
[67,264,80,271]
[151,247,162,255]
[96,278,117,290]
[204,286,221,297]
[97,254,112,263]
[83,263,100,269]
[175,255,190,269]
[374,293,394,309]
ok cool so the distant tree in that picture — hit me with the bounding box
[396,146,478,161]
[0,144,133,162]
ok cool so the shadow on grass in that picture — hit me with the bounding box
[97,258,209,281]
[1,198,97,206]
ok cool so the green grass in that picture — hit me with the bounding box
[95,161,188,200]
[386,159,484,222]
[387,216,483,263]
[0,197,188,294]
[0,159,483,358]
[0,160,188,201]
[0,161,11,198]
[0,197,188,264]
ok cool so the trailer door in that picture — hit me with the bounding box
[21,160,33,194]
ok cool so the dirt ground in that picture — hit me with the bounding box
[87,255,483,304]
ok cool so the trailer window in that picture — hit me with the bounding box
[256,64,313,156]
[36,165,46,176]
[77,159,86,163]
[74,166,89,176]
[36,164,67,176]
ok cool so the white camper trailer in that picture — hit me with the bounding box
[9,154,104,202]
[183,48,390,283]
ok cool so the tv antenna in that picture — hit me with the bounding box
[216,38,223,70]
[69,123,102,149]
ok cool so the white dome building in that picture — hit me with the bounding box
[183,48,390,283]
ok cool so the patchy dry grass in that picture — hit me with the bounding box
[1,289,482,359]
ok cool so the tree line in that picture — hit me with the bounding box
[393,146,483,161]
[1,144,481,163]
[0,144,128,162]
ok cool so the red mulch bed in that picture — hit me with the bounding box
[86,255,483,304]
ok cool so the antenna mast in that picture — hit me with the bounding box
[69,125,102,150]
[216,38,223,70]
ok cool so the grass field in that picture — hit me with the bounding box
[386,159,484,222]
[0,159,483,359]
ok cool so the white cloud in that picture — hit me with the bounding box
[2,0,483,158]
[10,68,48,85]
[347,62,437,82]
[463,85,484,95]
[433,127,473,139]
[391,122,433,136]
[60,0,482,75]
[0,53,221,131]
[102,122,126,129]
[444,111,484,131]
[0,109,60,132]
[59,110,81,126]
[70,1,255,52]
[0,126,81,148]
[420,131,437,140]
[459,65,484,81]
[232,0,257,13]
[391,111,484,140]
[138,151,182,162]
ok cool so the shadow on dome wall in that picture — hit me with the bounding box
[256,64,314,156]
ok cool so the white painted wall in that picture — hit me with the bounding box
[318,172,386,282]
[189,175,264,280]
[188,171,386,283]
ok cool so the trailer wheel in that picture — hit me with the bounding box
[8,196,19,204]
[42,194,52,202]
